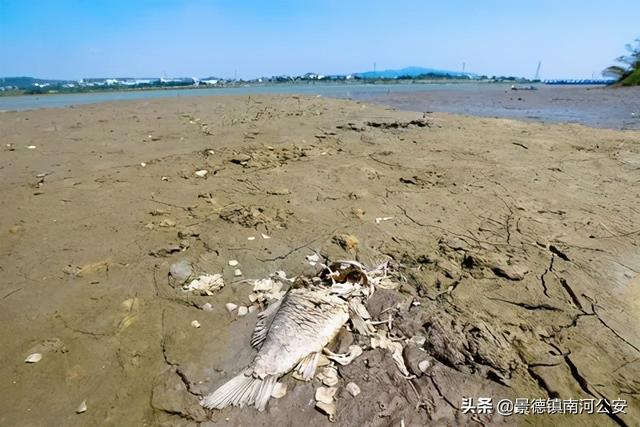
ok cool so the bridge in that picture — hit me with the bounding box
[543,79,614,85]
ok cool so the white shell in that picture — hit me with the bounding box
[225,303,238,313]
[247,236,256,241]
[375,216,394,224]
[237,306,249,317]
[261,233,271,239]
[318,366,339,386]
[191,320,201,328]
[76,400,87,414]
[346,382,361,397]
[315,386,338,404]
[194,169,208,177]
[228,260,239,266]
[271,382,287,399]
[27,145,37,149]
[25,353,42,363]
[315,401,337,422]
[184,274,224,293]
[234,268,243,277]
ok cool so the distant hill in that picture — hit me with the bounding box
[354,66,474,79]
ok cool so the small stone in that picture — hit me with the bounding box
[225,303,238,313]
[140,162,147,167]
[169,260,193,283]
[191,320,201,328]
[403,345,427,377]
[306,253,320,266]
[333,234,359,251]
[25,353,42,363]
[161,176,169,181]
[234,268,242,277]
[158,219,176,228]
[201,303,213,311]
[261,233,271,239]
[247,236,256,241]
[194,170,208,178]
[76,400,87,414]
[27,145,37,149]
[267,188,291,196]
[248,305,258,313]
[351,208,365,219]
[228,260,239,266]
[346,382,361,397]
[418,360,430,373]
[237,306,248,317]
[231,153,251,164]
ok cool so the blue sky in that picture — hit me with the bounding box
[1,0,638,80]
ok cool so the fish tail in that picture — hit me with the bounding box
[200,373,277,412]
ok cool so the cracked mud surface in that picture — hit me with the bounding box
[1,95,639,426]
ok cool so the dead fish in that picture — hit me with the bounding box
[201,286,349,411]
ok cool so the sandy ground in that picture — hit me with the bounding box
[0,95,639,426]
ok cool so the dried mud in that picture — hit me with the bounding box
[0,95,639,426]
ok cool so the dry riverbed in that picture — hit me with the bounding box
[0,95,639,426]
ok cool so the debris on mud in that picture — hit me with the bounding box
[76,400,87,414]
[182,274,225,295]
[218,205,290,229]
[24,353,42,364]
[366,119,431,129]
[199,260,421,423]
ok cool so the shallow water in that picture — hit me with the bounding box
[0,83,468,111]
[1,83,639,129]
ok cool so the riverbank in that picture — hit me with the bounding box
[2,83,639,131]
[0,95,638,426]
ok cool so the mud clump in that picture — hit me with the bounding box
[218,205,290,229]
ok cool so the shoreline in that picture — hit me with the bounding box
[0,79,523,98]
[0,95,638,426]
[1,83,639,131]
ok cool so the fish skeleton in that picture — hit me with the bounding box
[201,285,350,411]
